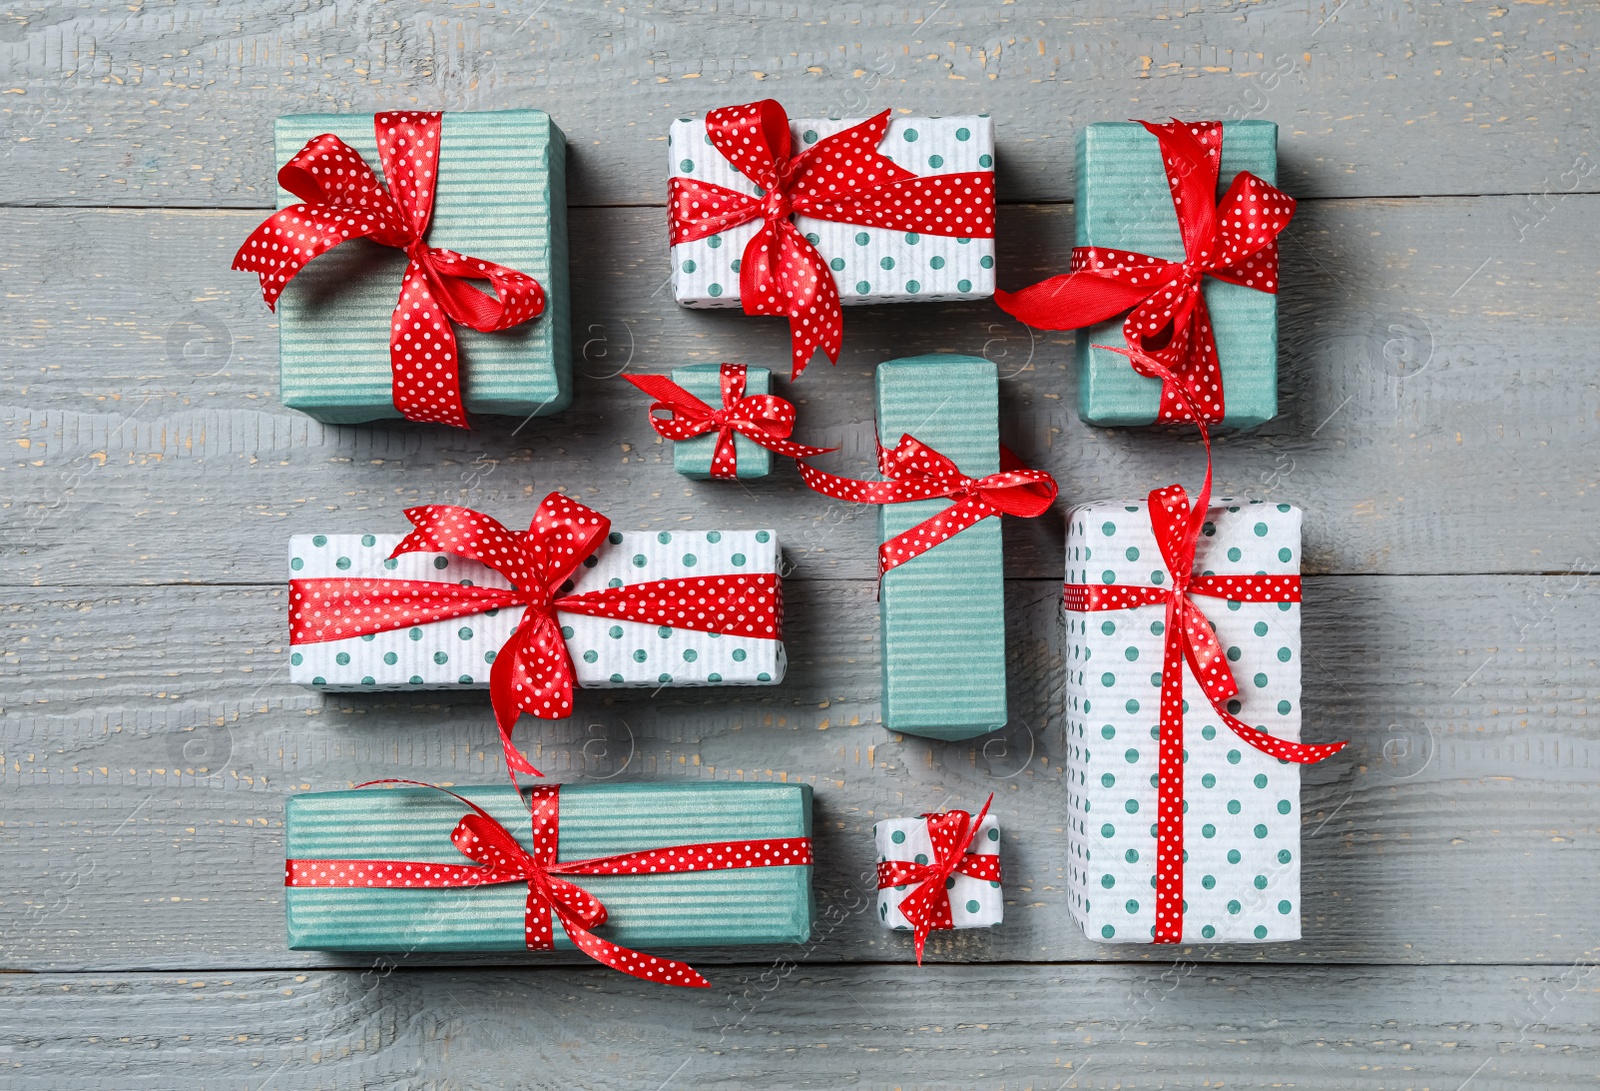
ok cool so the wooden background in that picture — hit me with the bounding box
[3,1,1598,1087]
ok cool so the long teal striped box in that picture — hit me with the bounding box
[1075,120,1279,428]
[274,110,571,424]
[286,782,814,952]
[875,355,1008,740]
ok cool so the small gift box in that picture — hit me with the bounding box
[667,100,996,376]
[798,355,1057,741]
[236,110,571,427]
[286,781,814,984]
[287,495,785,774]
[1064,492,1342,944]
[622,363,833,481]
[874,801,1002,961]
[998,119,1293,429]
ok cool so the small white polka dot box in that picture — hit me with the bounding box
[1075,121,1280,428]
[287,528,785,691]
[874,813,1003,934]
[285,782,814,952]
[668,114,996,308]
[1064,497,1305,943]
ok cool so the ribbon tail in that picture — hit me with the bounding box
[995,271,1155,332]
[390,257,470,429]
[488,624,550,778]
[553,904,711,988]
[879,496,991,575]
[709,428,739,480]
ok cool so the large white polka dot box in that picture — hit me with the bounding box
[286,526,785,694]
[1063,496,1307,944]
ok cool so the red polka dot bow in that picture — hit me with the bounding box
[233,111,546,428]
[286,781,814,987]
[876,795,1001,964]
[287,495,782,779]
[995,120,1295,424]
[669,100,996,378]
[1063,348,1344,943]
[623,363,836,478]
[797,434,1058,576]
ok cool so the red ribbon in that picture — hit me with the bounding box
[623,363,836,479]
[286,780,813,988]
[669,100,996,378]
[995,120,1295,424]
[798,434,1057,576]
[234,111,546,429]
[876,795,1000,964]
[287,495,782,778]
[1064,346,1345,943]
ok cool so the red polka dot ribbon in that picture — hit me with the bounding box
[1063,349,1345,944]
[286,780,813,988]
[623,363,836,479]
[995,120,1295,424]
[668,100,997,378]
[233,111,546,428]
[875,795,999,964]
[797,434,1057,577]
[286,495,782,778]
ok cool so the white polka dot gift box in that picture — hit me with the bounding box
[287,494,785,776]
[1063,491,1344,945]
[668,99,996,377]
[285,780,814,977]
[874,800,1002,962]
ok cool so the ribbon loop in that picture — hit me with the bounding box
[234,111,546,428]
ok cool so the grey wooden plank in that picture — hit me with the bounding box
[2,964,1596,1089]
[3,575,1597,970]
[4,197,1599,584]
[1,1,1593,208]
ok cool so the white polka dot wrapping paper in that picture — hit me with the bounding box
[287,529,785,691]
[1064,497,1304,944]
[668,114,996,308]
[873,814,1003,933]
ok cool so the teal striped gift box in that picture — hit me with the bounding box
[1075,120,1280,428]
[273,110,571,424]
[670,363,773,479]
[286,782,814,952]
[875,355,1008,740]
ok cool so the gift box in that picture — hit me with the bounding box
[669,364,773,479]
[1064,496,1307,943]
[876,355,1007,740]
[1074,120,1281,428]
[875,809,1003,935]
[270,110,571,424]
[669,114,995,308]
[287,525,785,691]
[286,781,814,954]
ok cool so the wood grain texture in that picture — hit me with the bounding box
[3,965,1597,1090]
[0,1,1593,208]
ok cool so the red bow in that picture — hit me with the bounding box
[623,363,836,478]
[876,795,1000,964]
[287,495,782,778]
[798,435,1057,575]
[234,111,546,429]
[995,120,1295,424]
[1063,347,1345,943]
[668,100,996,378]
[286,781,814,987]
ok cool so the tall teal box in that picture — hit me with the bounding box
[1076,121,1279,428]
[876,356,1007,741]
[286,783,814,953]
[670,364,773,479]
[274,111,571,424]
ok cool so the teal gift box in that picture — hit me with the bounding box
[1076,120,1279,428]
[274,110,571,423]
[876,355,1008,740]
[671,363,773,479]
[286,782,814,952]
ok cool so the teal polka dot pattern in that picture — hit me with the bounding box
[874,813,1002,932]
[669,114,995,308]
[287,530,787,694]
[1062,497,1305,943]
